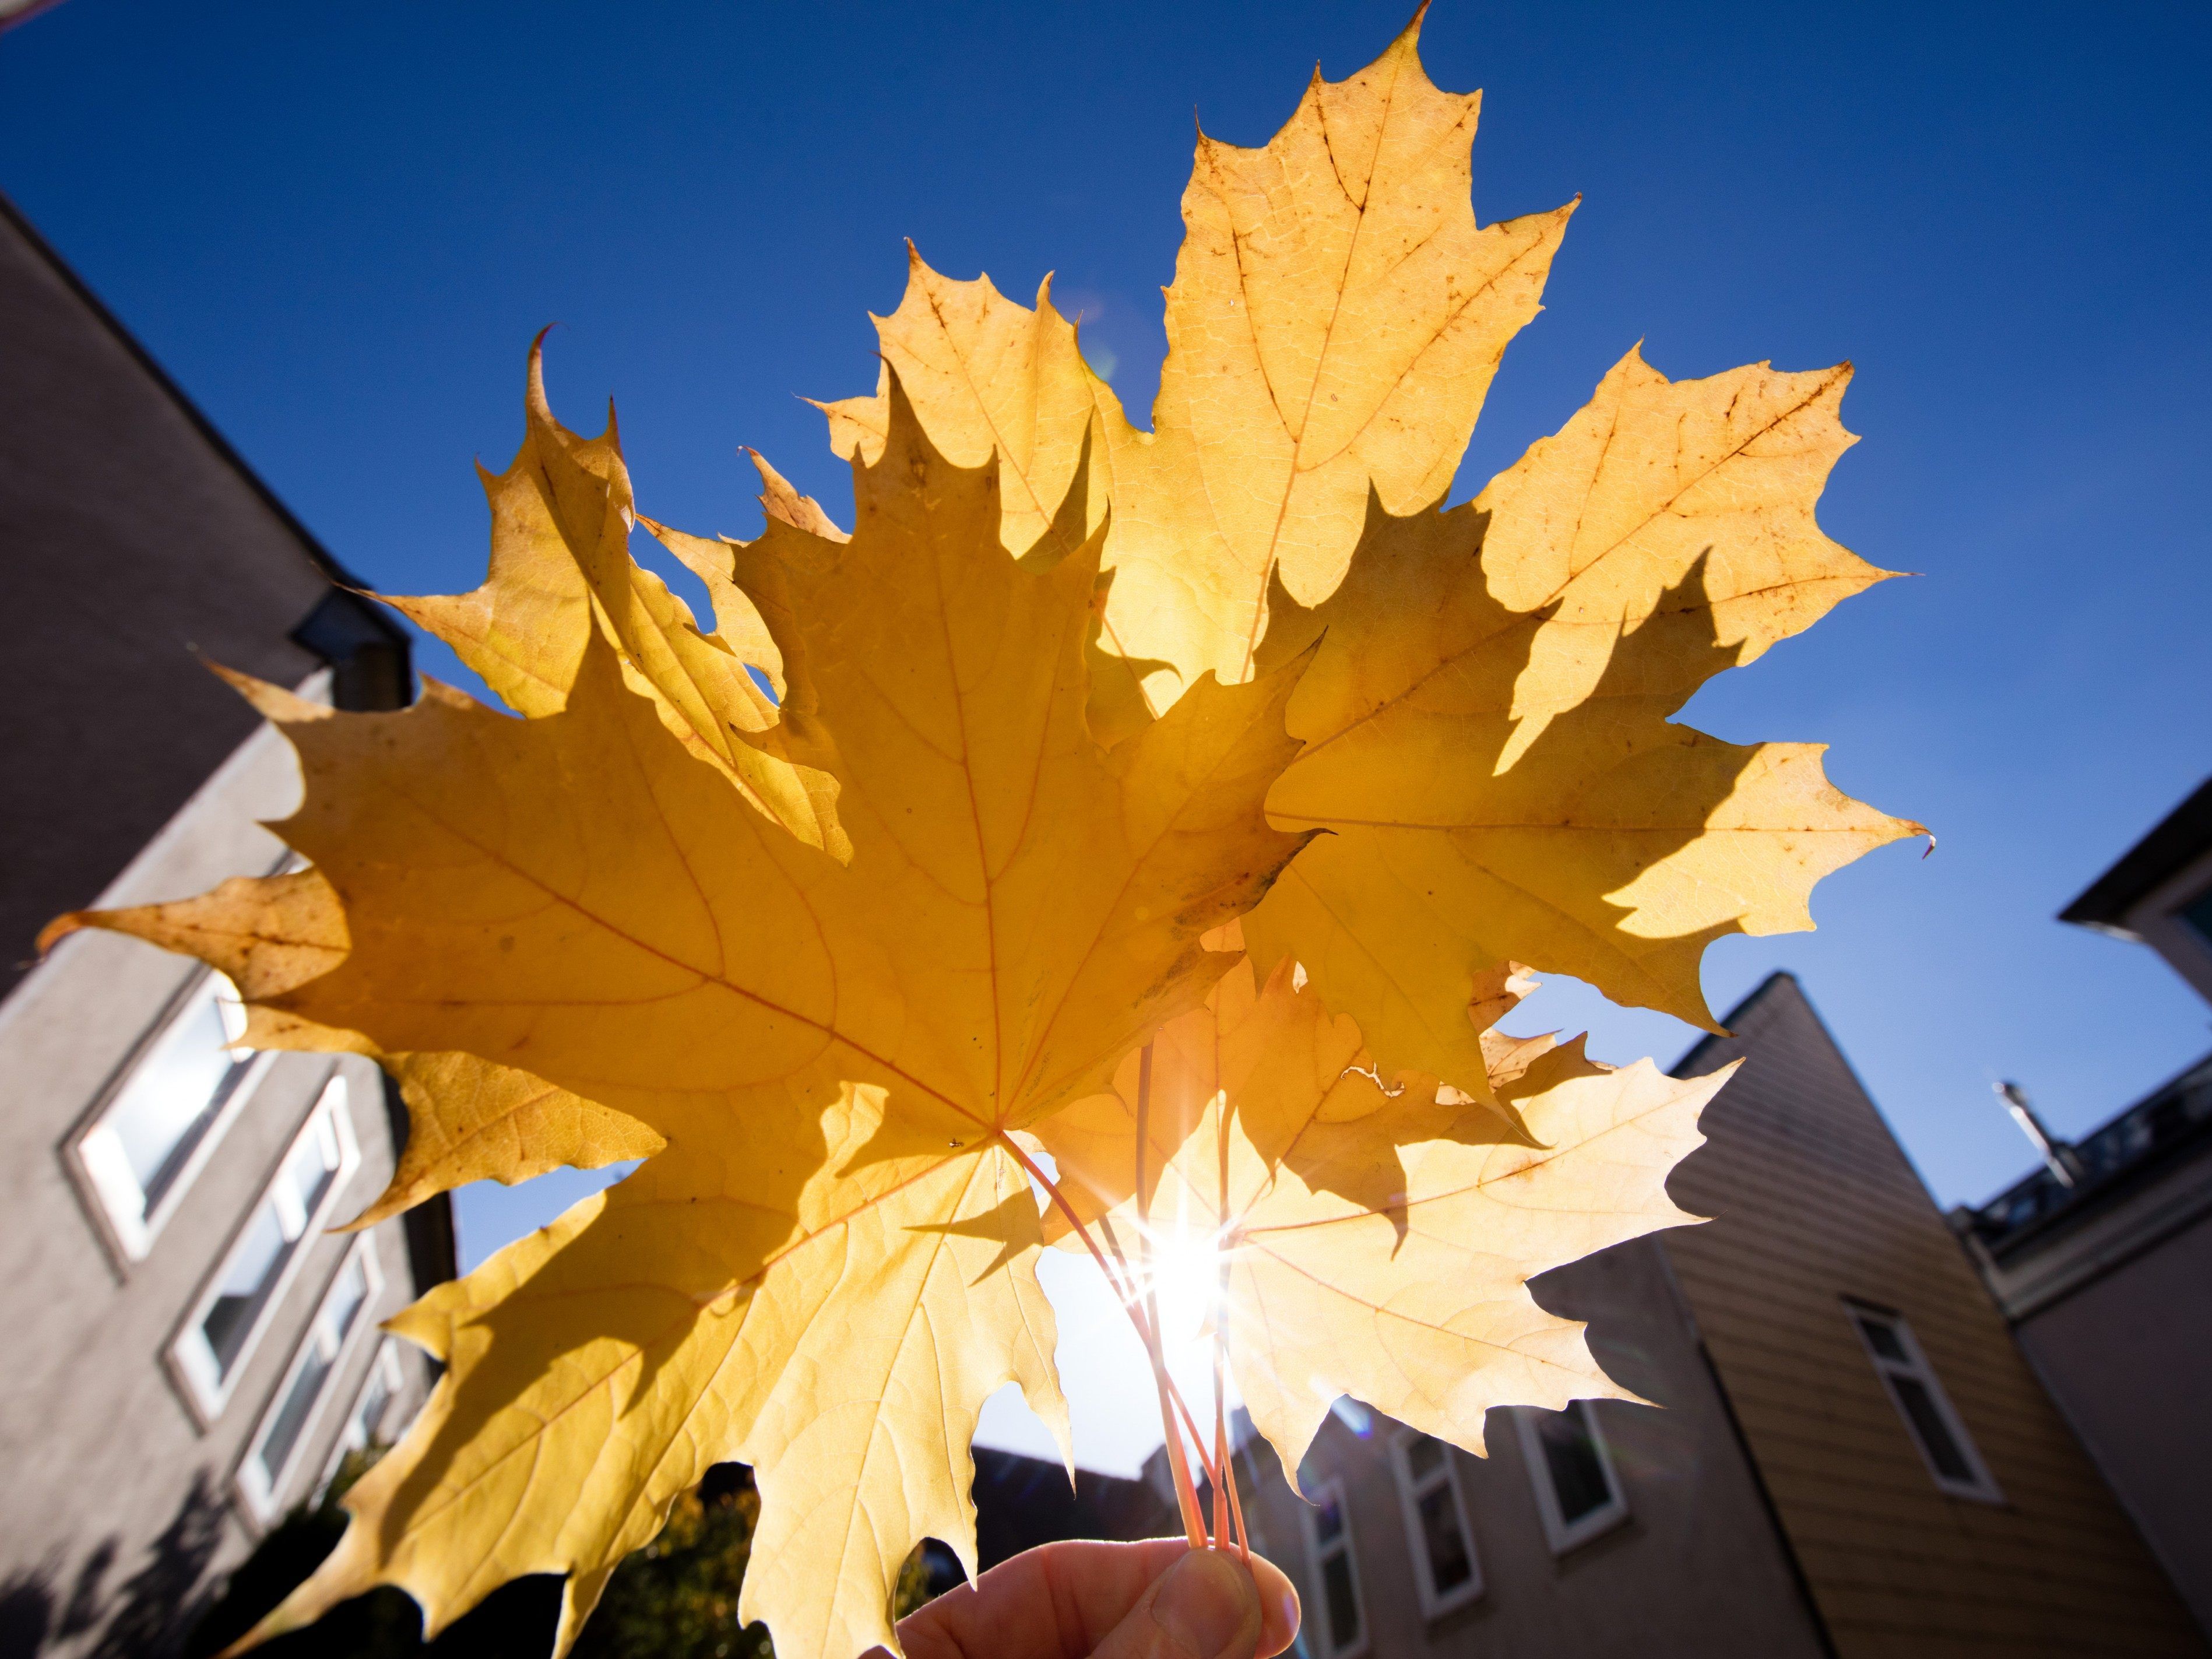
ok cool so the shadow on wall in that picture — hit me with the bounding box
[0,1474,228,1658]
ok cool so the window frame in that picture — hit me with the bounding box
[319,1338,409,1496]
[1297,1475,1369,1659]
[235,1233,385,1523]
[1385,1427,1483,1617]
[168,1072,360,1426]
[1514,1401,1630,1556]
[1845,1302,2004,1503]
[66,967,275,1266]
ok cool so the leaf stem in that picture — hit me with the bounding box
[994,1117,1212,1543]
[1135,1042,1209,1548]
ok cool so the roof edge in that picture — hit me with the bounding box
[0,188,405,652]
[2059,776,2212,932]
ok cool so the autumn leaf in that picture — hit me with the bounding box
[1032,958,1732,1485]
[1242,351,1923,1078]
[825,11,1572,707]
[391,336,845,856]
[822,23,1912,1092]
[1032,935,1564,1240]
[46,382,1313,1658]
[34,12,1930,1654]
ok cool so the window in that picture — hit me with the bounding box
[1298,1477,1366,1659]
[2180,885,2212,951]
[1515,1401,1629,1555]
[1848,1305,2002,1502]
[171,1074,359,1421]
[1387,1429,1482,1616]
[237,1238,384,1521]
[73,971,271,1260]
[342,1342,405,1456]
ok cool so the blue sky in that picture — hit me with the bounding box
[8,1,2209,1469]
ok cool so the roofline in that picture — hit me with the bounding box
[1669,970,1796,1077]
[2059,776,2212,934]
[0,188,406,651]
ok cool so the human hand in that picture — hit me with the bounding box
[882,1539,1302,1659]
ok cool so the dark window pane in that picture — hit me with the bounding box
[1890,1376,1975,1483]
[1322,1552,1360,1651]
[1417,1485,1472,1593]
[258,1342,334,1482]
[327,1257,369,1342]
[354,1365,393,1444]
[202,1205,298,1377]
[1313,1493,1344,1546]
[1536,1404,1614,1525]
[1404,1433,1444,1482]
[2181,885,2212,947]
[1857,1317,1907,1363]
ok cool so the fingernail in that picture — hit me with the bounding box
[1152,1550,1255,1659]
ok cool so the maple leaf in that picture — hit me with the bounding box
[1242,351,1924,1081]
[821,30,1914,1093]
[391,336,845,855]
[1032,957,1733,1485]
[824,12,1573,707]
[45,383,1313,1658]
[33,13,1930,1653]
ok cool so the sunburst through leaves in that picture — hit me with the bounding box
[41,14,1919,1659]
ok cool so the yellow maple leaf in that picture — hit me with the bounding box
[824,12,1573,707]
[391,336,845,856]
[818,26,1913,1083]
[1242,351,1923,1068]
[45,386,1313,1658]
[33,14,1930,1650]
[1032,958,1732,1484]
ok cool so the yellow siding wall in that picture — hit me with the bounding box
[1665,975,2202,1656]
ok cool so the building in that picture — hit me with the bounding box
[0,194,450,1657]
[1216,973,2203,1658]
[1951,777,2212,1635]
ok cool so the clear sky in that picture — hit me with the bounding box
[8,1,2209,1473]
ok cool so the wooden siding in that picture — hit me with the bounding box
[1665,973,2203,1656]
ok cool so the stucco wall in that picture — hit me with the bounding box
[0,712,433,1658]
[0,202,333,996]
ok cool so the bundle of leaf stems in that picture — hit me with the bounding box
[1004,1038,1249,1558]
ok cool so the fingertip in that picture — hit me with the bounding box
[1243,1552,1301,1658]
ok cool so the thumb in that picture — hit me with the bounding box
[1088,1548,1262,1659]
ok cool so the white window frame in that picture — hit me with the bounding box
[319,1339,410,1494]
[235,1235,385,1523]
[1515,1401,1630,1555]
[69,969,274,1264]
[1298,1475,1368,1659]
[168,1073,360,1424]
[1847,1303,2003,1503]
[1387,1428,1483,1616]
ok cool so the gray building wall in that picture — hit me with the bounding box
[1962,1063,2212,1639]
[0,707,439,1658]
[0,196,443,1656]
[2012,1208,2212,1636]
[0,193,403,1000]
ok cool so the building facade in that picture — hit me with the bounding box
[1222,975,2203,1658]
[0,195,450,1656]
[1953,776,2212,1634]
